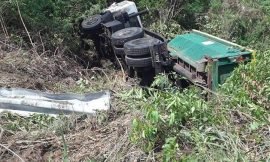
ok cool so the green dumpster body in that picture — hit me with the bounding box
[168,30,253,90]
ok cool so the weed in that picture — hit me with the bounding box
[129,63,270,161]
[149,22,182,40]
[62,134,69,162]
[162,137,179,162]
[0,112,55,132]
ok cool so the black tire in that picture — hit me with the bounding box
[125,56,152,67]
[124,37,161,56]
[81,15,102,33]
[113,46,125,56]
[111,27,144,46]
[101,11,114,23]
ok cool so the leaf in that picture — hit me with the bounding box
[169,113,175,126]
[142,130,145,138]
[250,122,260,131]
[166,100,176,110]
[151,110,159,123]
[132,119,138,128]
[191,107,195,113]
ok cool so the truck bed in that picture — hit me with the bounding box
[168,30,252,72]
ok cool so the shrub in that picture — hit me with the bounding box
[1,0,106,51]
[129,74,217,160]
[204,0,270,50]
[149,22,182,40]
[222,50,270,109]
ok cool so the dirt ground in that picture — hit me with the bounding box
[0,112,145,161]
[0,37,145,161]
[0,38,83,91]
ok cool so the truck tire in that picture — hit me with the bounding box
[124,37,161,56]
[111,27,144,46]
[101,11,114,23]
[125,56,152,67]
[113,46,125,56]
[81,15,102,33]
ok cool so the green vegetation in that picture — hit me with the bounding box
[127,1,270,160]
[204,0,270,50]
[1,0,105,51]
[128,50,270,161]
[223,50,270,109]
[0,0,269,161]
[0,112,79,135]
[0,112,55,131]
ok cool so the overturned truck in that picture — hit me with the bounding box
[79,1,254,90]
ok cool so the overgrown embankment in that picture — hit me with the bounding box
[0,0,269,161]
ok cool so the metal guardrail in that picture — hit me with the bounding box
[0,88,110,116]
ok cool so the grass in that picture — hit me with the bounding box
[52,67,129,94]
[1,0,269,161]
[128,50,270,161]
[0,54,141,161]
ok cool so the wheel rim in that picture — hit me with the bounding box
[119,29,135,36]
[132,38,159,46]
[114,27,141,38]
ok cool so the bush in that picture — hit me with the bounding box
[1,0,106,51]
[149,22,182,40]
[222,50,270,109]
[204,0,270,50]
[128,75,219,160]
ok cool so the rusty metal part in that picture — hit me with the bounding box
[172,63,206,85]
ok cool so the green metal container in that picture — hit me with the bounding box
[168,30,254,90]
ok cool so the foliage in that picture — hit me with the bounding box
[136,0,210,29]
[129,75,218,160]
[0,112,55,131]
[129,61,270,161]
[204,0,270,50]
[162,137,179,162]
[135,0,166,10]
[62,134,69,162]
[1,0,270,161]
[222,50,270,109]
[0,112,78,136]
[149,22,182,40]
[2,0,270,52]
[1,0,105,51]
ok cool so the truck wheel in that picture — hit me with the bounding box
[101,11,114,23]
[125,56,152,67]
[111,27,144,46]
[113,46,125,56]
[124,37,161,56]
[81,15,102,33]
